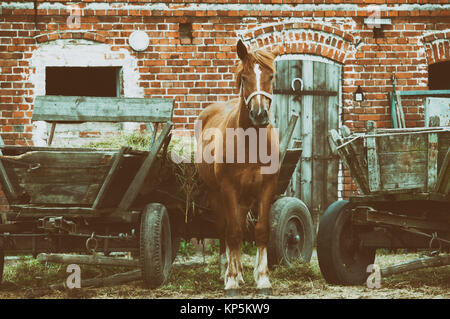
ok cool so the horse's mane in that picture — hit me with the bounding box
[235,48,276,88]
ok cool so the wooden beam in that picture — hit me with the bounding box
[434,147,450,194]
[115,121,173,218]
[366,121,381,192]
[39,253,139,267]
[0,135,18,201]
[47,122,56,146]
[279,113,299,165]
[381,255,450,278]
[33,96,174,123]
[92,147,126,210]
[50,269,142,290]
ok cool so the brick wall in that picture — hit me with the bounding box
[1,1,450,204]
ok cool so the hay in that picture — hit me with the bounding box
[84,132,206,222]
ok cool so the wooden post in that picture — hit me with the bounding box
[279,113,299,166]
[427,116,440,192]
[115,121,172,219]
[0,135,18,201]
[381,254,450,278]
[50,269,142,289]
[48,122,56,146]
[366,121,381,192]
[92,147,126,210]
[38,253,140,267]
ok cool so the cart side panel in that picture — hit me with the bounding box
[1,150,116,205]
[375,134,428,192]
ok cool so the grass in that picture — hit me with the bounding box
[2,256,128,291]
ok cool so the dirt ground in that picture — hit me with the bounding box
[1,250,449,299]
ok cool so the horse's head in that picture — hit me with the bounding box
[236,39,279,127]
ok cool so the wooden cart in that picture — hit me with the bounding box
[0,96,314,288]
[317,119,450,285]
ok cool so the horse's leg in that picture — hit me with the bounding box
[208,190,227,279]
[221,182,244,294]
[253,183,276,293]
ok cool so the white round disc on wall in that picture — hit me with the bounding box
[128,30,149,52]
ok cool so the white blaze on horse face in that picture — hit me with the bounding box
[254,63,262,111]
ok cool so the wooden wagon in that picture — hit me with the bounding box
[0,95,314,288]
[317,119,450,285]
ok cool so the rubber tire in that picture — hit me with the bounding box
[317,200,376,286]
[268,197,314,269]
[140,203,173,289]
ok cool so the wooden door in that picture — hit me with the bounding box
[272,58,341,231]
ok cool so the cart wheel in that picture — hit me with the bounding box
[317,200,376,285]
[140,203,173,288]
[268,197,314,268]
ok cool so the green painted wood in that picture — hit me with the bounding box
[33,95,174,123]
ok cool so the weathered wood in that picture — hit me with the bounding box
[33,95,174,123]
[300,60,313,207]
[39,253,139,267]
[115,121,172,217]
[325,63,340,210]
[1,151,116,205]
[395,91,406,128]
[367,122,381,192]
[92,147,126,210]
[50,269,142,289]
[48,122,56,146]
[381,255,450,278]
[279,113,299,165]
[311,61,327,227]
[435,148,450,194]
[427,132,439,191]
[10,205,111,217]
[0,136,19,201]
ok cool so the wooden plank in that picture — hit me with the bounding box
[47,122,56,146]
[1,151,116,167]
[39,253,139,268]
[279,114,299,165]
[435,147,450,194]
[288,60,302,197]
[325,63,340,208]
[115,121,173,217]
[381,255,450,278]
[33,95,174,123]
[92,147,126,210]
[366,121,381,192]
[427,131,439,192]
[312,61,327,227]
[0,135,18,201]
[10,205,111,217]
[300,60,314,206]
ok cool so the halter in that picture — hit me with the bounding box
[240,81,273,108]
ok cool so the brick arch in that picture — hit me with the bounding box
[238,22,357,64]
[35,31,107,44]
[422,30,450,65]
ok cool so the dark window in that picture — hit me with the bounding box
[46,67,121,97]
[429,61,450,90]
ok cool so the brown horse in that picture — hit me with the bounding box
[195,40,280,295]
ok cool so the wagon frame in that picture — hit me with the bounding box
[0,95,314,288]
[317,118,450,285]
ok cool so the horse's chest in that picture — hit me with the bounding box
[235,167,264,195]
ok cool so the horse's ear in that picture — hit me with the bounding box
[272,45,281,57]
[237,39,248,60]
